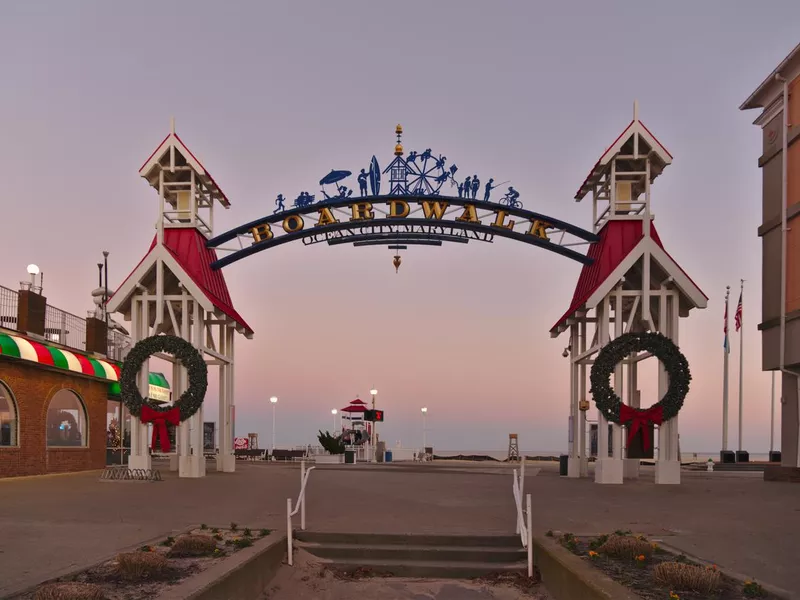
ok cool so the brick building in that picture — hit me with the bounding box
[740,42,800,470]
[0,280,169,478]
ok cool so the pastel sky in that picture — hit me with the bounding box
[2,1,798,453]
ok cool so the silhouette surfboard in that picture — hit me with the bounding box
[369,155,381,195]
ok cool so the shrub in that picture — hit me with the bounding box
[34,582,106,600]
[317,430,346,454]
[167,534,217,557]
[231,537,253,549]
[116,552,169,581]
[230,522,238,532]
[200,523,208,530]
[161,536,175,547]
[589,534,609,550]
[743,580,766,598]
[259,528,271,537]
[598,535,652,560]
[243,527,252,537]
[653,562,721,594]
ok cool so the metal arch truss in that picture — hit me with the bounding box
[207,195,598,268]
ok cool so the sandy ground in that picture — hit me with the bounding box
[261,549,551,600]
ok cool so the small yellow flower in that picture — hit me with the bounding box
[745,580,752,585]
[669,592,680,600]
[651,542,658,550]
[589,550,598,558]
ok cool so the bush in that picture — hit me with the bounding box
[598,535,652,560]
[167,534,217,557]
[653,562,721,594]
[116,552,169,580]
[34,582,106,600]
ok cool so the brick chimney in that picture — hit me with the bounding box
[85,317,108,355]
[16,289,46,337]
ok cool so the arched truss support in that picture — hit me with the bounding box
[206,195,599,267]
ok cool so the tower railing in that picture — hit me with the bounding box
[512,458,533,577]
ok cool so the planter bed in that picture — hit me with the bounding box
[15,524,274,600]
[551,531,780,600]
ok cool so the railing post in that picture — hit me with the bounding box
[513,469,520,534]
[300,461,306,531]
[526,493,533,578]
[286,497,293,566]
[521,456,526,496]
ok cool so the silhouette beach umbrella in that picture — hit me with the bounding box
[319,170,352,186]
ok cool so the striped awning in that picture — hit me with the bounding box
[0,332,120,380]
[0,332,170,399]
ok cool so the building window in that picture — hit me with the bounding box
[0,380,18,446]
[47,390,87,447]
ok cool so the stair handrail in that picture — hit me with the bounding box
[287,460,315,566]
[512,462,533,577]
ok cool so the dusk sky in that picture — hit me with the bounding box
[2,1,798,453]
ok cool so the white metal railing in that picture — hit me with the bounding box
[0,285,19,330]
[287,460,315,566]
[512,457,533,577]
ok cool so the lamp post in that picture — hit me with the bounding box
[421,407,428,458]
[370,388,378,462]
[331,409,338,433]
[270,396,278,457]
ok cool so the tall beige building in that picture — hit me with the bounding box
[741,43,800,472]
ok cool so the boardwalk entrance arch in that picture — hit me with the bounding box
[110,107,706,484]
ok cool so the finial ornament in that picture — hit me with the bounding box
[633,99,639,122]
[170,116,176,134]
[392,254,402,273]
[394,124,404,156]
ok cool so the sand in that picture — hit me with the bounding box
[261,549,551,600]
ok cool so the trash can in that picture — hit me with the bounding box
[344,450,356,464]
[559,454,569,476]
[385,450,393,463]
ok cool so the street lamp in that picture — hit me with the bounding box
[370,388,378,461]
[331,409,338,432]
[270,396,278,456]
[421,407,428,457]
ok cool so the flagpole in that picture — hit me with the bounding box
[738,279,744,453]
[722,286,730,453]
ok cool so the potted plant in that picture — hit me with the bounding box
[315,430,346,464]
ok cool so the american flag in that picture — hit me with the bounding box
[723,295,730,353]
[735,290,743,332]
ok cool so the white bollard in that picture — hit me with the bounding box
[526,494,533,578]
[300,461,306,530]
[521,456,526,496]
[707,458,714,472]
[287,497,293,566]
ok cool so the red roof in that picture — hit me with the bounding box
[139,133,231,207]
[112,229,252,336]
[341,405,366,412]
[575,120,672,200]
[550,220,705,333]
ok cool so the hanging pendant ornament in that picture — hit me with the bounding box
[392,254,402,273]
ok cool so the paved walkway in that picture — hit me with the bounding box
[0,461,798,597]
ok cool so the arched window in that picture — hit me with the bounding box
[0,380,17,446]
[46,390,87,447]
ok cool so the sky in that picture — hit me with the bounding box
[1,1,798,454]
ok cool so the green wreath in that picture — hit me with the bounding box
[120,335,208,421]
[589,332,690,424]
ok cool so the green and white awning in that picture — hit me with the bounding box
[0,332,170,400]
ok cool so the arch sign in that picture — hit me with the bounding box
[207,126,598,269]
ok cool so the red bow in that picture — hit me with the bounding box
[619,404,664,451]
[141,405,181,453]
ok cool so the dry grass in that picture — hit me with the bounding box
[653,562,721,594]
[597,535,652,559]
[167,533,218,557]
[34,582,106,600]
[115,551,169,580]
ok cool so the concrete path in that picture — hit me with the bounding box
[0,460,799,596]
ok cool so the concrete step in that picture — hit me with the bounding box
[295,531,520,547]
[295,541,526,563]
[315,556,527,579]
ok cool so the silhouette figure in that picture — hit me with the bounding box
[484,178,495,202]
[457,183,464,197]
[471,175,480,199]
[463,176,471,197]
[407,151,418,164]
[358,169,369,197]
[274,194,285,214]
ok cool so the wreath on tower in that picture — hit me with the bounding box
[119,335,208,453]
[589,332,690,450]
